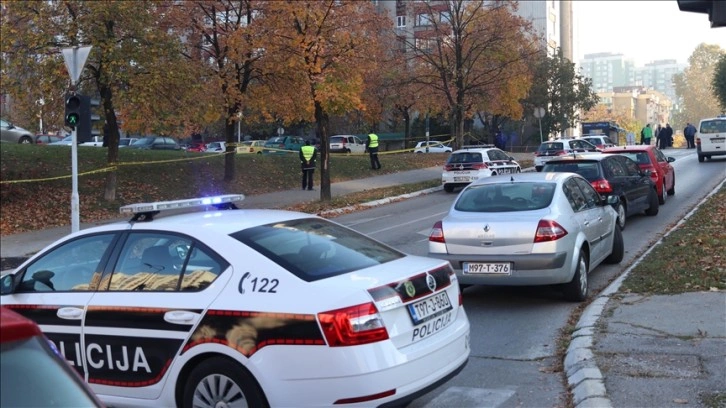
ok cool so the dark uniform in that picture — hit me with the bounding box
[299,141,317,190]
[366,133,381,170]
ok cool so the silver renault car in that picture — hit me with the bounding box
[0,119,34,144]
[428,172,623,301]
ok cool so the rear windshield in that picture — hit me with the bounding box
[611,152,651,165]
[543,161,601,181]
[330,136,345,143]
[537,142,564,152]
[454,182,556,212]
[447,152,483,164]
[699,119,726,134]
[230,218,404,282]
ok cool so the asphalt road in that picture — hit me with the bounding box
[333,149,725,407]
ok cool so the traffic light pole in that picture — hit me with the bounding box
[71,128,80,232]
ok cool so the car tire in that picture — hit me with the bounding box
[563,249,588,302]
[444,184,455,193]
[667,175,675,196]
[19,136,33,144]
[658,181,666,205]
[645,188,659,216]
[183,356,268,408]
[698,155,704,162]
[615,202,626,231]
[604,227,624,264]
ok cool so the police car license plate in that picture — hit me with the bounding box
[454,177,471,182]
[498,168,515,174]
[407,292,452,325]
[712,137,725,142]
[463,262,512,274]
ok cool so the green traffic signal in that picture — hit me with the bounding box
[65,94,82,129]
[66,112,79,126]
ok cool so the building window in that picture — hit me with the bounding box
[440,11,451,23]
[397,15,406,27]
[416,13,432,27]
[415,37,436,52]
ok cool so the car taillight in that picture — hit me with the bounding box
[250,147,255,152]
[318,302,389,347]
[278,144,285,148]
[471,163,488,169]
[534,220,568,243]
[696,136,701,146]
[644,166,658,182]
[555,150,568,156]
[590,179,612,194]
[534,151,541,157]
[429,221,445,243]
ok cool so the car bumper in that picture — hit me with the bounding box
[697,146,726,156]
[428,251,571,286]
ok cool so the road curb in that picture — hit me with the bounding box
[564,178,725,408]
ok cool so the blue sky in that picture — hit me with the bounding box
[574,1,725,66]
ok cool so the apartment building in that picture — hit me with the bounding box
[598,86,672,126]
[634,59,685,104]
[578,52,636,93]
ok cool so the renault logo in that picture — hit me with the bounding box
[483,224,490,232]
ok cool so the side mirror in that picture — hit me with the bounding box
[605,195,620,206]
[1,273,16,295]
[7,124,15,130]
[667,157,676,162]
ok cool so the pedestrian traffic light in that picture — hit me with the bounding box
[65,94,82,129]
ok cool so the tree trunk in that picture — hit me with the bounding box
[224,106,238,182]
[314,101,331,202]
[100,85,120,202]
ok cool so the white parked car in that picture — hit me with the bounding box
[80,136,104,147]
[696,115,726,162]
[48,135,74,146]
[414,141,453,153]
[329,135,366,153]
[442,146,521,193]
[0,195,470,408]
[205,141,227,152]
[533,139,599,171]
[580,135,616,150]
[429,172,623,301]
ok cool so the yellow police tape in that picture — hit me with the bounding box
[0,135,456,184]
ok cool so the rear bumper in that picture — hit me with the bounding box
[428,252,571,285]
[697,146,726,156]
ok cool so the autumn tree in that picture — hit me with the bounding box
[521,49,599,140]
[712,52,726,112]
[403,0,538,149]
[1,1,196,201]
[168,1,271,182]
[673,43,724,125]
[262,1,387,201]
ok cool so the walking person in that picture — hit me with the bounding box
[641,124,653,146]
[684,122,697,149]
[654,124,662,148]
[366,133,381,170]
[299,140,317,190]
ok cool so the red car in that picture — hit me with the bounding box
[185,141,207,152]
[0,307,103,407]
[602,145,676,205]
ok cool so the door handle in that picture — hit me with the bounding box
[164,310,201,325]
[57,307,84,320]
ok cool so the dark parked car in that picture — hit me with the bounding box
[543,153,659,230]
[128,136,182,150]
[601,145,675,205]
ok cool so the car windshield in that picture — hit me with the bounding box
[699,119,726,134]
[454,182,556,212]
[1,336,100,407]
[230,218,404,282]
[447,152,483,164]
[330,137,345,143]
[132,137,154,146]
[538,142,564,152]
[543,161,601,181]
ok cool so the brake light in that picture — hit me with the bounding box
[555,150,568,156]
[429,221,445,243]
[696,136,701,146]
[534,220,568,242]
[590,179,612,194]
[644,167,658,182]
[318,302,388,347]
[471,163,488,170]
[278,144,285,148]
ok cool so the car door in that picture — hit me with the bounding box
[616,155,650,212]
[563,177,607,262]
[0,233,119,379]
[653,148,674,189]
[351,136,366,153]
[572,177,611,263]
[82,230,233,400]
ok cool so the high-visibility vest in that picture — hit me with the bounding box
[301,145,315,161]
[368,134,379,148]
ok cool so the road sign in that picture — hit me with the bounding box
[62,46,92,86]
[534,107,545,119]
[277,127,284,136]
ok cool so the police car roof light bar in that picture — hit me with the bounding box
[120,194,246,215]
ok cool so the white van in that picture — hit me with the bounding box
[697,115,726,162]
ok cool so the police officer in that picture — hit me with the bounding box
[366,133,381,170]
[299,140,317,190]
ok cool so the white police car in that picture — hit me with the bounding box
[442,146,522,193]
[0,195,470,408]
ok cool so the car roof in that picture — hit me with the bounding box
[546,153,609,162]
[0,307,43,344]
[450,146,498,154]
[601,145,653,153]
[468,171,572,187]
